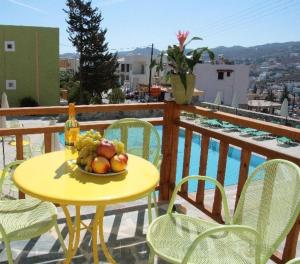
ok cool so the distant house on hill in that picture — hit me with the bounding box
[0,25,59,106]
[59,57,79,73]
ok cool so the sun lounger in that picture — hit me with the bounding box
[239,127,258,136]
[201,119,223,128]
[277,137,298,146]
[252,131,275,141]
[221,123,240,132]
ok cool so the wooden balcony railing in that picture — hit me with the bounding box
[0,101,299,263]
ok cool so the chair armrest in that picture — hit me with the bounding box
[0,222,9,241]
[182,224,262,264]
[167,176,231,224]
[285,257,300,264]
[0,160,24,193]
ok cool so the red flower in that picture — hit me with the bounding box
[176,30,189,51]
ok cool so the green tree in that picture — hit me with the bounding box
[281,85,290,103]
[266,89,275,102]
[108,87,125,104]
[64,0,119,104]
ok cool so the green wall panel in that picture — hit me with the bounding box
[0,25,59,107]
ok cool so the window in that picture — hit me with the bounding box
[5,41,15,52]
[227,71,231,77]
[125,75,129,80]
[141,64,145,74]
[121,64,125,72]
[6,80,16,90]
[126,64,130,72]
[218,72,224,80]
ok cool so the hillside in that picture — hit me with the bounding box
[60,41,300,63]
[212,41,300,62]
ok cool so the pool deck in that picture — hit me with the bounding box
[183,117,300,158]
[0,118,298,263]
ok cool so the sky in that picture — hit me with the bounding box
[0,0,300,54]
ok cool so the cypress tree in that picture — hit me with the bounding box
[64,0,119,104]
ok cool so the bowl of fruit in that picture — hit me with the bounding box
[75,130,128,176]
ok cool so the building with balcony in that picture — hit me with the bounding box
[117,55,150,90]
[0,25,59,106]
[194,64,250,106]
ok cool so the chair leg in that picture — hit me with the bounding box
[4,239,14,264]
[148,248,155,264]
[54,222,67,256]
[152,191,159,217]
[147,193,152,224]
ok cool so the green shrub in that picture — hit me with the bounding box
[20,96,39,107]
[108,87,125,104]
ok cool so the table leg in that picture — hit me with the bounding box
[92,206,101,264]
[62,205,81,264]
[2,137,5,166]
[98,205,117,264]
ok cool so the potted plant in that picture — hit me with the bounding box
[167,31,215,104]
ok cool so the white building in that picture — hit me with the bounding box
[194,64,250,106]
[117,55,151,90]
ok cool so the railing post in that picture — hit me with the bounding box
[212,141,229,221]
[159,101,180,201]
[44,132,52,153]
[16,134,25,199]
[181,129,193,195]
[234,149,251,210]
[282,215,300,262]
[196,135,209,206]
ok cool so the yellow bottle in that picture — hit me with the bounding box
[65,103,80,161]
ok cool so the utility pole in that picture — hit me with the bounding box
[292,92,296,114]
[148,43,154,102]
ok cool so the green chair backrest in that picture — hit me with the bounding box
[233,159,300,263]
[104,118,161,167]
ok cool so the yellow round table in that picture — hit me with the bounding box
[13,151,159,264]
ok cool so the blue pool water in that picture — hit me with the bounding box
[59,127,265,192]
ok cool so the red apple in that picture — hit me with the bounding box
[92,156,110,173]
[120,153,128,162]
[110,154,128,172]
[97,140,116,159]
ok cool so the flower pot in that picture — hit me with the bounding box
[170,74,195,104]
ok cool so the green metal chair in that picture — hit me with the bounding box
[0,161,67,263]
[286,258,300,264]
[104,118,161,223]
[147,159,300,264]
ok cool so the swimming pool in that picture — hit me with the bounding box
[59,126,266,192]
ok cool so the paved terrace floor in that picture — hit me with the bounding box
[0,196,298,263]
[0,118,298,263]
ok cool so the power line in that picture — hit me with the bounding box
[205,0,300,42]
[197,0,281,34]
[206,0,298,36]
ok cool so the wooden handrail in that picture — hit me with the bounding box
[0,102,165,116]
[0,118,164,136]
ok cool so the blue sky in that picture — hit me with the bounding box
[0,0,300,54]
